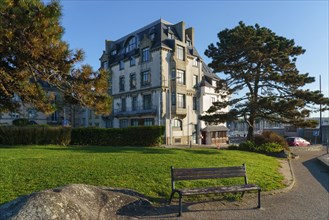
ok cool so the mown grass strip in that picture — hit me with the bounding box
[0,145,285,205]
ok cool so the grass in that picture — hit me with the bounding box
[0,145,285,205]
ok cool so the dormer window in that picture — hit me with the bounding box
[169,33,175,40]
[150,33,155,40]
[125,36,137,53]
[111,50,117,56]
[186,40,192,47]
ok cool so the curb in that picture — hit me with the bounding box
[263,158,296,195]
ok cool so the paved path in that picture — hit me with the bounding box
[138,150,329,220]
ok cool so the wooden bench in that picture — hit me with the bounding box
[168,164,261,216]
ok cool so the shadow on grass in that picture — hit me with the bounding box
[39,145,178,155]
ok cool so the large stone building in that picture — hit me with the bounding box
[97,19,228,145]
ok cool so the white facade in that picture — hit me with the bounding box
[98,19,228,145]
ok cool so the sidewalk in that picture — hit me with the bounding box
[317,153,329,168]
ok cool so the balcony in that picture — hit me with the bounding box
[113,105,157,118]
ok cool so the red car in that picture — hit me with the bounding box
[286,137,311,147]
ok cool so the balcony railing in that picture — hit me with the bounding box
[113,105,157,117]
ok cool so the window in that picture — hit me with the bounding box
[150,33,155,40]
[193,75,198,87]
[121,98,126,112]
[177,45,184,60]
[142,47,150,62]
[193,57,198,66]
[51,111,58,122]
[130,57,136,66]
[132,96,138,111]
[131,119,139,126]
[173,119,182,130]
[119,60,124,70]
[102,61,108,69]
[28,108,37,119]
[111,50,117,56]
[119,119,129,128]
[211,97,216,103]
[168,33,175,39]
[144,118,154,126]
[177,93,186,108]
[186,40,191,47]
[88,110,92,119]
[119,76,125,91]
[125,36,137,53]
[141,71,151,86]
[193,96,197,110]
[143,94,152,110]
[130,73,136,90]
[177,70,185,85]
[171,92,176,105]
[171,69,176,78]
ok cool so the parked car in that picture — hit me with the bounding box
[286,137,311,147]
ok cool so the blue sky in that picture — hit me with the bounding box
[51,0,328,117]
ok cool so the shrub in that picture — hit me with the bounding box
[71,126,165,147]
[0,126,71,146]
[12,118,29,126]
[227,144,239,150]
[254,131,288,150]
[258,142,284,154]
[238,141,258,152]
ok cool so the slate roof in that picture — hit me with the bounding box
[104,19,202,64]
[202,125,229,132]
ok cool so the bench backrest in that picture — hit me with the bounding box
[171,164,248,189]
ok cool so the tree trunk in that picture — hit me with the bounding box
[245,115,255,141]
[246,123,254,141]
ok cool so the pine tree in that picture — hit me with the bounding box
[201,21,329,141]
[0,0,111,115]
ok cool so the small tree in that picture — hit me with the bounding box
[201,21,329,141]
[0,0,111,115]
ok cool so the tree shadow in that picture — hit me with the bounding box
[38,146,177,155]
[302,157,329,192]
[117,197,258,219]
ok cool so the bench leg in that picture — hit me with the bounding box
[178,194,183,217]
[257,189,261,208]
[168,191,175,205]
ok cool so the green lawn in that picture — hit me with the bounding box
[0,145,285,205]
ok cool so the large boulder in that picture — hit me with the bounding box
[0,184,152,219]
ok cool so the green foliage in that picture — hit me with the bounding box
[258,142,284,154]
[0,0,111,115]
[227,144,239,150]
[236,138,284,156]
[202,21,329,140]
[71,126,165,147]
[0,126,71,146]
[254,131,288,150]
[12,118,29,126]
[0,145,284,205]
[239,141,258,152]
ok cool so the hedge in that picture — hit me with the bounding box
[71,126,165,147]
[0,126,71,146]
[0,126,165,147]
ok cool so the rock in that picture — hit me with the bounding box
[0,184,152,220]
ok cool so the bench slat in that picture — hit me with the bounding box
[172,167,246,180]
[178,184,260,196]
[173,166,244,173]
